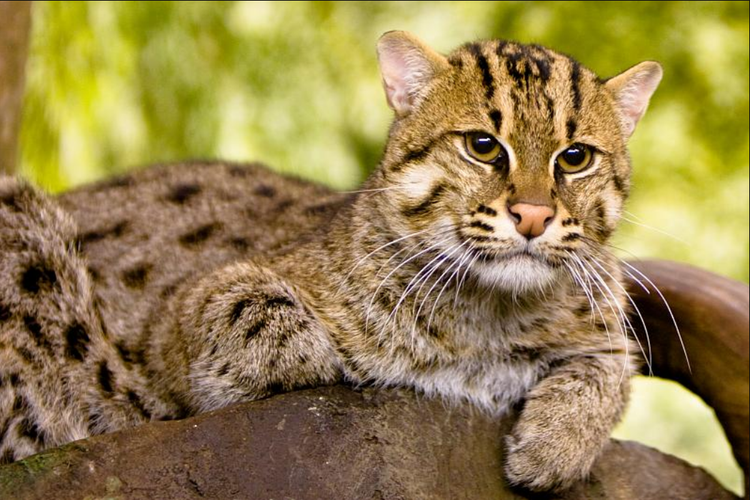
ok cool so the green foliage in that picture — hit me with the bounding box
[19,1,748,494]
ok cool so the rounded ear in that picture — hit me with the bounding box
[605,61,663,138]
[376,31,450,117]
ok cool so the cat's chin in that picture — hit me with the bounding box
[472,253,560,294]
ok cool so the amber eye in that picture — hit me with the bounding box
[556,143,594,173]
[465,132,506,165]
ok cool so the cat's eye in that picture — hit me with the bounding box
[465,132,507,166]
[556,144,594,173]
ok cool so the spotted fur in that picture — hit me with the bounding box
[0,33,662,492]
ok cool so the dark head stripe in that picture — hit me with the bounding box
[570,59,582,111]
[528,46,553,82]
[496,40,509,56]
[489,109,502,132]
[467,43,495,100]
[402,140,436,164]
[566,118,577,140]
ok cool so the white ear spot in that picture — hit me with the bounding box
[605,61,663,138]
[376,31,449,117]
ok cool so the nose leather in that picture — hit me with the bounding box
[508,203,556,239]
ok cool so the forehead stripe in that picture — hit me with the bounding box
[468,43,495,100]
[570,59,582,111]
[489,109,502,133]
[530,48,552,82]
[566,118,577,140]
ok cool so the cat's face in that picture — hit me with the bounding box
[375,33,661,293]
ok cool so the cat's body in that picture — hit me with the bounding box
[0,33,662,492]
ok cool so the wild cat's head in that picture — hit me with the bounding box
[372,31,661,294]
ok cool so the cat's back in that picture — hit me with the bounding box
[58,160,343,267]
[56,161,346,341]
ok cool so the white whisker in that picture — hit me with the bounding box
[589,257,654,375]
[620,216,688,245]
[563,259,598,328]
[570,253,631,388]
[567,253,614,354]
[398,242,464,348]
[412,242,465,318]
[621,260,691,373]
[339,228,428,293]
[422,241,471,334]
[454,250,480,307]
[364,230,455,336]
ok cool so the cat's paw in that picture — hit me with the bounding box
[504,413,599,492]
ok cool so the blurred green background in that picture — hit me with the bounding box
[18,1,748,494]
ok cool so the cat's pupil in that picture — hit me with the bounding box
[472,135,497,155]
[562,145,586,166]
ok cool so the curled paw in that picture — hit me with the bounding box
[504,421,598,493]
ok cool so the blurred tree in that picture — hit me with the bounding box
[0,1,32,174]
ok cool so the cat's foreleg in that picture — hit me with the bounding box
[152,261,342,414]
[504,352,634,492]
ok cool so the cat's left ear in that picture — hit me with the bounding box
[605,61,663,138]
[377,31,450,116]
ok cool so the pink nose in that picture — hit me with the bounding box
[508,203,556,239]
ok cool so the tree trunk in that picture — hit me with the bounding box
[0,1,33,175]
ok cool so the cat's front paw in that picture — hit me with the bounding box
[504,416,599,492]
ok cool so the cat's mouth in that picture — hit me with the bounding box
[468,247,561,292]
[470,245,553,266]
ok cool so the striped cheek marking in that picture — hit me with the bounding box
[396,163,445,200]
[401,182,447,218]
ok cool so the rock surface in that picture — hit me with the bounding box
[0,385,736,500]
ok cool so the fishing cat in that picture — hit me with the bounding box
[0,31,661,492]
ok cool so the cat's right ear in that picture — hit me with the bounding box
[377,31,449,116]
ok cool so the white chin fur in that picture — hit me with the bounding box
[473,254,558,294]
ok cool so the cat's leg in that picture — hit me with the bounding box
[147,261,342,414]
[504,352,634,492]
